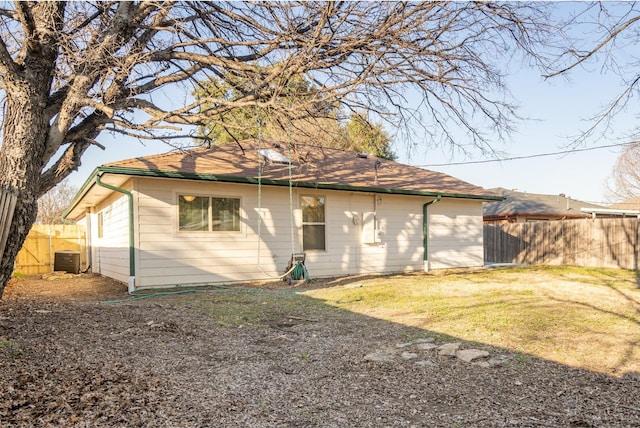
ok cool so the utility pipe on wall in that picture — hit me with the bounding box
[422,195,442,272]
[95,175,136,293]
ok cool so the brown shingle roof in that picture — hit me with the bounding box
[103,139,497,198]
[483,188,605,218]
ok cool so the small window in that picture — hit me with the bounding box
[301,195,325,251]
[178,195,241,232]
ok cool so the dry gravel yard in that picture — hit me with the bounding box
[1,269,639,427]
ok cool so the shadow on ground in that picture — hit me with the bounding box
[0,274,639,427]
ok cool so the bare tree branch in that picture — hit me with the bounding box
[544,14,640,79]
[0,35,17,77]
[606,141,640,202]
[546,3,640,146]
[0,1,569,292]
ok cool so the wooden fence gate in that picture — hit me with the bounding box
[14,224,87,275]
[484,218,640,270]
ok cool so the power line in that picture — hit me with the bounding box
[415,141,638,167]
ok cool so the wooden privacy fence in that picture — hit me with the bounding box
[484,218,640,270]
[14,224,87,275]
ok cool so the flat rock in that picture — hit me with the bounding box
[416,343,439,351]
[364,348,396,363]
[395,342,414,348]
[42,272,74,280]
[437,342,461,357]
[413,338,435,344]
[415,360,437,367]
[457,349,490,363]
[401,351,418,360]
[395,337,435,348]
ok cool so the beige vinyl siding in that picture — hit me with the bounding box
[427,199,484,269]
[93,190,131,283]
[302,193,424,275]
[135,179,297,287]
[127,178,485,288]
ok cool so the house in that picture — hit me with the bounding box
[63,140,501,291]
[483,188,606,224]
[580,196,640,218]
[609,197,640,210]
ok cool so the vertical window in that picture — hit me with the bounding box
[301,195,326,251]
[179,195,241,232]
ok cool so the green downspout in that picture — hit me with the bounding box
[423,195,442,271]
[95,175,136,293]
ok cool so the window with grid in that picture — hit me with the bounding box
[301,195,325,251]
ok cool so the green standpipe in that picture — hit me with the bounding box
[95,175,136,293]
[422,195,442,272]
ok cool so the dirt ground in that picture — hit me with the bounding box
[1,274,639,427]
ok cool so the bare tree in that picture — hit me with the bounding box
[545,4,640,204]
[0,1,559,296]
[606,142,640,202]
[545,3,640,145]
[36,179,77,224]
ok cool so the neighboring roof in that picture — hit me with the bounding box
[580,207,640,218]
[582,196,640,217]
[609,197,640,210]
[483,188,606,219]
[65,140,501,221]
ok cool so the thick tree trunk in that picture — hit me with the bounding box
[0,2,63,299]
[0,196,38,296]
[0,82,53,298]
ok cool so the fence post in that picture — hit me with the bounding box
[48,226,53,272]
[635,218,639,272]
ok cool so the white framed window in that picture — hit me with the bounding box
[301,195,326,251]
[178,195,241,232]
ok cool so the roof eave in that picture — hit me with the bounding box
[62,167,101,221]
[96,166,504,201]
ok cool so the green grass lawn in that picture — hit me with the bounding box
[302,266,640,375]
